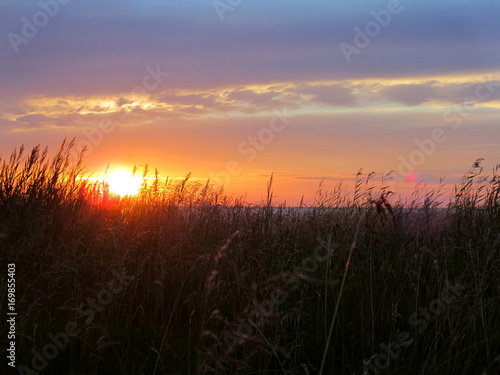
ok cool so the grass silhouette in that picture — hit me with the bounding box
[1,140,499,374]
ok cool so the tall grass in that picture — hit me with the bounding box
[1,142,499,374]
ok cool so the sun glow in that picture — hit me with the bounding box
[106,170,143,197]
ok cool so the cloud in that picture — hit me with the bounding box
[2,0,500,100]
[379,83,439,106]
[293,83,356,106]
[227,89,280,105]
[2,74,499,134]
[158,92,218,107]
[116,97,132,107]
[0,118,17,130]
[15,114,54,128]
[440,80,500,104]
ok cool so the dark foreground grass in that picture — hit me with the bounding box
[1,141,499,375]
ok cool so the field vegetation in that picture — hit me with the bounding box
[1,140,499,374]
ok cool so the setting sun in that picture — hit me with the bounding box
[106,170,143,197]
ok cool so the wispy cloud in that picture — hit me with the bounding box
[2,74,499,133]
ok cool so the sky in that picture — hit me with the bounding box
[1,0,499,204]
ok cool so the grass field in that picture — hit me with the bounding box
[1,141,500,375]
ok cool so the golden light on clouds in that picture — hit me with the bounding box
[1,70,498,205]
[2,71,498,132]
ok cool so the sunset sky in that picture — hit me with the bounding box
[1,0,499,204]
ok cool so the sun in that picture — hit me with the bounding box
[106,170,143,197]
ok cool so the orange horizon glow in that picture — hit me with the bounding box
[75,163,463,207]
